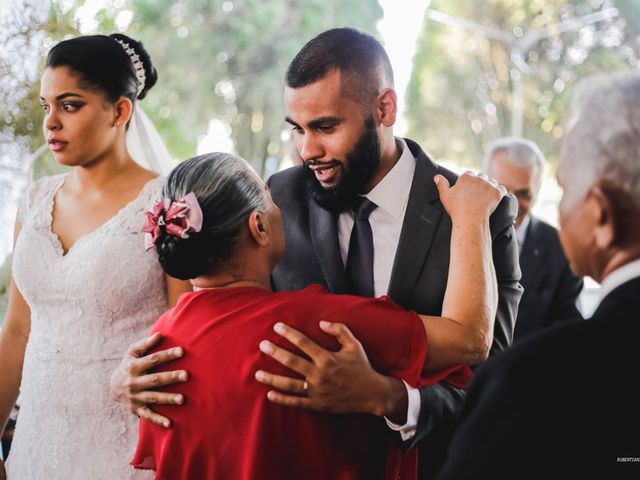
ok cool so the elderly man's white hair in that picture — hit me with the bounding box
[483,137,546,193]
[563,73,640,208]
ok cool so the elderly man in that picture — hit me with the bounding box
[485,137,583,340]
[437,74,640,478]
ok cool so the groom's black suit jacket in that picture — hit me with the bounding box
[268,138,522,476]
[438,275,640,479]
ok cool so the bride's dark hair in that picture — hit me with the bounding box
[45,33,158,103]
[156,153,268,280]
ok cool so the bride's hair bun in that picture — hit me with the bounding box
[109,33,158,100]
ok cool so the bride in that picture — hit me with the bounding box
[0,33,190,479]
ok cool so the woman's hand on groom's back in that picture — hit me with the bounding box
[109,332,189,428]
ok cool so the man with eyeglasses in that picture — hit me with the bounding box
[485,137,584,341]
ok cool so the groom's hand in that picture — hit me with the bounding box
[110,332,188,427]
[255,322,408,422]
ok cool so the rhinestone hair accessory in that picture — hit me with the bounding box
[113,38,147,97]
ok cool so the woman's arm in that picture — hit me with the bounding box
[419,173,505,371]
[0,218,31,434]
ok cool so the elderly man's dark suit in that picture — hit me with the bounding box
[437,275,640,479]
[268,138,522,476]
[514,216,584,341]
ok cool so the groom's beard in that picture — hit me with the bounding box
[303,117,381,213]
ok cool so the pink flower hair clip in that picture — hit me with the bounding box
[143,192,204,251]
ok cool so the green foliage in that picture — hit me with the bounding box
[125,0,383,173]
[0,1,80,184]
[405,0,640,168]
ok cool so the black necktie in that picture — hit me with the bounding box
[346,197,377,297]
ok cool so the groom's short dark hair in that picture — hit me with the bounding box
[285,28,394,105]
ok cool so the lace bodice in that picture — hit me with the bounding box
[6,174,167,479]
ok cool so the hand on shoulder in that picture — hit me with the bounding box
[435,172,506,221]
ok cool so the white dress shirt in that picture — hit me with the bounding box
[338,138,416,296]
[515,214,531,253]
[337,138,420,440]
[595,258,640,313]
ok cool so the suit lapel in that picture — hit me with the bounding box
[388,140,443,306]
[519,217,546,291]
[308,197,348,293]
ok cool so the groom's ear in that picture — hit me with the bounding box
[247,211,270,247]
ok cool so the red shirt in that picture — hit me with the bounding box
[132,285,470,479]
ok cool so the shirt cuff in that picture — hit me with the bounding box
[384,380,420,441]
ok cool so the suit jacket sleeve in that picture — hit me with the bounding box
[488,212,522,356]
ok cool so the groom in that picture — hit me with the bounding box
[111,28,521,476]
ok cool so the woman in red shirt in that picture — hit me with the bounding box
[132,152,504,479]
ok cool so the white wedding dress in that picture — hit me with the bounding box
[6,174,167,479]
